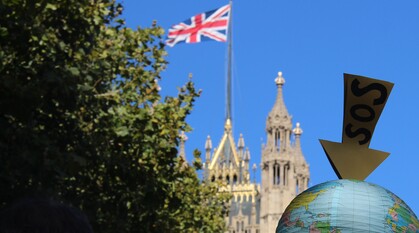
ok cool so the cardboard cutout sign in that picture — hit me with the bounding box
[320,73,394,180]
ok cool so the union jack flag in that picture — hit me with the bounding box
[166,4,231,47]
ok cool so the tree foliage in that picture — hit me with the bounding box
[0,0,229,232]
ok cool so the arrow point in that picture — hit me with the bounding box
[319,139,390,180]
[319,140,344,179]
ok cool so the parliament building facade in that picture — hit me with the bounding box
[200,71,310,233]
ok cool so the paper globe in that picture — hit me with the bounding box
[276,179,419,232]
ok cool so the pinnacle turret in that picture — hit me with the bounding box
[292,122,307,165]
[268,72,291,126]
[205,135,213,150]
[244,147,250,161]
[179,131,188,168]
[266,71,293,152]
[238,133,245,150]
[225,118,232,132]
[292,122,310,194]
[205,135,212,163]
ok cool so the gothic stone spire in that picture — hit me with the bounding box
[268,72,291,126]
[266,71,292,151]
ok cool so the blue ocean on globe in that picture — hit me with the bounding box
[276,179,419,233]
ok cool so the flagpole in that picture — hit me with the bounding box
[226,0,233,122]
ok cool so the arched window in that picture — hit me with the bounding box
[226,175,230,184]
[274,129,280,151]
[296,179,299,194]
[283,164,289,185]
[273,163,280,185]
[233,174,238,184]
[211,175,215,182]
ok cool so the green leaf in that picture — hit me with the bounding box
[77,84,93,91]
[69,67,80,76]
[0,27,8,37]
[115,126,129,136]
[45,3,57,10]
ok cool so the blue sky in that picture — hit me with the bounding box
[123,1,419,214]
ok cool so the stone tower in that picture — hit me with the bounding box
[197,71,309,233]
[260,72,310,233]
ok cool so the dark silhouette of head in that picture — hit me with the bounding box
[0,197,93,233]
